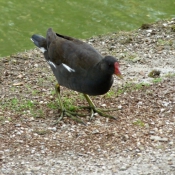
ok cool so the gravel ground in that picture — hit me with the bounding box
[0,19,175,174]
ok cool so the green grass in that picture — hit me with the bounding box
[33,129,49,135]
[171,25,175,32]
[1,98,35,112]
[31,109,45,118]
[50,90,56,95]
[37,78,45,85]
[128,53,137,60]
[134,83,150,90]
[47,101,58,109]
[62,97,78,112]
[133,119,145,127]
[32,89,40,95]
[105,82,150,98]
[152,78,162,83]
[106,89,116,98]
[164,73,175,78]
[119,82,150,93]
[157,39,173,46]
[0,116,5,122]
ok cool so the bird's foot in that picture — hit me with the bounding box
[79,106,117,120]
[54,109,86,125]
[90,107,117,120]
[54,84,86,125]
[82,94,117,121]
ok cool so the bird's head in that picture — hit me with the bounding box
[102,56,123,79]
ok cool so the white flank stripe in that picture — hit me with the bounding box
[39,47,47,53]
[47,61,56,68]
[30,38,34,42]
[62,63,75,72]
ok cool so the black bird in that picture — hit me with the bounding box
[31,28,122,124]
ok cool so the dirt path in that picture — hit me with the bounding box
[0,19,175,174]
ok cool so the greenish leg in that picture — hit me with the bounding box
[83,94,117,120]
[55,84,64,121]
[54,84,86,125]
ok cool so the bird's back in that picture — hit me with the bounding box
[46,28,103,70]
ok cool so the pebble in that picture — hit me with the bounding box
[1,149,174,174]
[119,165,128,171]
[118,105,122,109]
[48,127,57,132]
[15,123,21,127]
[34,63,38,67]
[150,136,168,142]
[101,103,106,107]
[169,142,174,145]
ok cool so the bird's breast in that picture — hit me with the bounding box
[51,63,114,96]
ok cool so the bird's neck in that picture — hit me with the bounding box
[87,64,114,95]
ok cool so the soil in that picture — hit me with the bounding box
[0,19,175,174]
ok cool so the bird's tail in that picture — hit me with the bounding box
[31,34,47,53]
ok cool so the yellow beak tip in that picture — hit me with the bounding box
[116,74,123,79]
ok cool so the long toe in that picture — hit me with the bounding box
[64,110,86,125]
[54,108,86,125]
[93,107,117,120]
[83,94,117,120]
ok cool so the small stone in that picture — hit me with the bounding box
[34,63,38,67]
[4,71,9,76]
[170,165,175,168]
[31,149,35,154]
[92,129,99,134]
[149,130,155,135]
[15,124,21,127]
[150,136,168,142]
[169,141,174,145]
[32,166,41,171]
[50,95,54,99]
[41,150,45,154]
[163,23,168,27]
[146,29,153,33]
[167,157,172,161]
[17,74,23,78]
[108,165,112,170]
[101,103,106,107]
[118,105,122,109]
[132,57,141,62]
[120,165,128,171]
[112,167,117,173]
[160,138,169,142]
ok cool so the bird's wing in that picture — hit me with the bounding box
[46,28,103,71]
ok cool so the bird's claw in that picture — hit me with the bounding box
[89,107,117,121]
[54,109,86,125]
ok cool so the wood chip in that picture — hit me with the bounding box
[13,82,24,86]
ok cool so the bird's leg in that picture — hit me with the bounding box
[54,84,86,125]
[55,84,64,121]
[83,94,117,120]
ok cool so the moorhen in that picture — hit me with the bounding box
[31,28,122,124]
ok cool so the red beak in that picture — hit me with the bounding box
[114,62,123,79]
